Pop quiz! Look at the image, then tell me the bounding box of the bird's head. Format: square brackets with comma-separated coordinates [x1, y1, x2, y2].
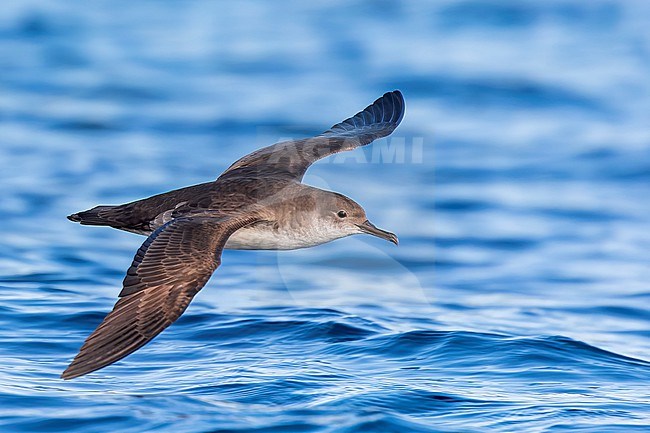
[316, 191, 398, 245]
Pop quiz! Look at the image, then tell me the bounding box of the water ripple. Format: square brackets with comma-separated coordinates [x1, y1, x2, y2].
[2, 0, 650, 432]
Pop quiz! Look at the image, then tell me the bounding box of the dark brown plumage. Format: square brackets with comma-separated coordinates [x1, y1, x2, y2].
[62, 91, 404, 379]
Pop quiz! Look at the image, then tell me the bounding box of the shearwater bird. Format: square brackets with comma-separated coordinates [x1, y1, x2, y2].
[62, 90, 404, 379]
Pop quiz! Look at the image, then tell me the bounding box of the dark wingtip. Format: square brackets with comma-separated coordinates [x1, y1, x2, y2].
[60, 365, 78, 380]
[61, 361, 95, 380]
[67, 213, 81, 222]
[368, 89, 405, 129]
[385, 89, 405, 126]
[323, 89, 405, 139]
[386, 89, 403, 102]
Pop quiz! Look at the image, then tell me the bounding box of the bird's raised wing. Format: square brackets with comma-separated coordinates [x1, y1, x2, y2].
[220, 90, 405, 181]
[61, 215, 256, 379]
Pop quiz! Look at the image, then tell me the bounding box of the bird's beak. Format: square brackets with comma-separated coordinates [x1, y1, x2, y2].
[356, 220, 398, 245]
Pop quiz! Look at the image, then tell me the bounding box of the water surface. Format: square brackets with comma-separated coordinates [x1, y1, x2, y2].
[1, 1, 650, 432]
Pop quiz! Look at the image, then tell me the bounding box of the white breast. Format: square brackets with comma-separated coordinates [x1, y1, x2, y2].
[224, 220, 346, 250]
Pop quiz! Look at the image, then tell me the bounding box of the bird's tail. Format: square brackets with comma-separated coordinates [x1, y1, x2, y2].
[67, 205, 118, 226]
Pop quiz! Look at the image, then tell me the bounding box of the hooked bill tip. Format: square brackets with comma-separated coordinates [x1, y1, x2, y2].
[357, 220, 398, 246]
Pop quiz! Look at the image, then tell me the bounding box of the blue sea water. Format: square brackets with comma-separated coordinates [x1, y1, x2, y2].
[1, 0, 650, 431]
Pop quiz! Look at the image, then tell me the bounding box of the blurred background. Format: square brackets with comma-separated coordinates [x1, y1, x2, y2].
[1, 1, 649, 432]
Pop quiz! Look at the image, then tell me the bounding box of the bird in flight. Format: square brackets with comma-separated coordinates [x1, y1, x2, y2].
[62, 90, 405, 379]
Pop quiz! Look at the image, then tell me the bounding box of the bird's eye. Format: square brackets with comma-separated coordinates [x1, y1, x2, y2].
[337, 210, 347, 218]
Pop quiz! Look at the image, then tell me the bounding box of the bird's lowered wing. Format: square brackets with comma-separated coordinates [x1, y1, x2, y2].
[61, 215, 256, 379]
[220, 90, 405, 181]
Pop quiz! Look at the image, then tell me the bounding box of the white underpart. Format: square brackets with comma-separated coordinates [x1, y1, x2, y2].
[225, 219, 355, 250]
